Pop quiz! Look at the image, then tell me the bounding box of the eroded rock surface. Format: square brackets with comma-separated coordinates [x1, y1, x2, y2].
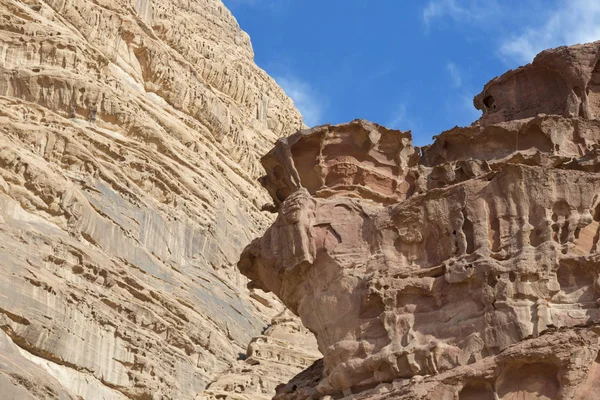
[204, 310, 320, 400]
[474, 42, 600, 125]
[0, 0, 313, 398]
[239, 41, 600, 399]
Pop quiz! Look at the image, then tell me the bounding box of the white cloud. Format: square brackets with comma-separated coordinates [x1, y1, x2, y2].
[386, 103, 422, 134]
[446, 62, 462, 88]
[275, 75, 324, 127]
[423, 0, 500, 27]
[423, 0, 600, 64]
[387, 104, 408, 130]
[500, 0, 600, 63]
[387, 104, 433, 145]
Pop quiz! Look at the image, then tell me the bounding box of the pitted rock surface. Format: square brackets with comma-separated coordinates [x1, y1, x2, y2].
[474, 42, 600, 126]
[239, 41, 600, 399]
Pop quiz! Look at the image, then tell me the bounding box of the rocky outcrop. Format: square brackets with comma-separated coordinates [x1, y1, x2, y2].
[0, 0, 312, 398]
[239, 41, 600, 399]
[204, 310, 320, 400]
[474, 42, 600, 126]
[258, 120, 417, 206]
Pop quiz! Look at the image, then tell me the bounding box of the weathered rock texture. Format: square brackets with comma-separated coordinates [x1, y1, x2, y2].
[239, 41, 600, 399]
[474, 42, 600, 126]
[0, 0, 316, 398]
[204, 310, 320, 400]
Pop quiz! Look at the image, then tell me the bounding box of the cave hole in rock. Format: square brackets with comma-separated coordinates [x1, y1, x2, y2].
[483, 95, 496, 111]
[487, 274, 498, 288]
[462, 209, 475, 254]
[458, 382, 495, 400]
[560, 220, 570, 244]
[489, 216, 502, 253]
[497, 362, 560, 400]
[359, 290, 384, 319]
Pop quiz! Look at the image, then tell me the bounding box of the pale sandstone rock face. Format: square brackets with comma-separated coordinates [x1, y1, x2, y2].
[204, 310, 320, 400]
[0, 0, 313, 398]
[239, 41, 600, 399]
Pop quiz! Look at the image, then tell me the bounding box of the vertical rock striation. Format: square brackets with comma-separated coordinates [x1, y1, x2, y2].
[238, 41, 600, 399]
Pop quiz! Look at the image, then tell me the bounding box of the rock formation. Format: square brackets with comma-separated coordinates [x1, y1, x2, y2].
[204, 310, 320, 400]
[239, 41, 600, 399]
[5, 0, 600, 397]
[0, 0, 317, 398]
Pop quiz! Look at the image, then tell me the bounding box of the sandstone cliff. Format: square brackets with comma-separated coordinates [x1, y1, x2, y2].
[239, 41, 600, 399]
[0, 0, 315, 398]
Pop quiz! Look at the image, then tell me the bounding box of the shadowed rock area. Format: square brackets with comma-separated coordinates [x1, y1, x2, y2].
[239, 41, 600, 399]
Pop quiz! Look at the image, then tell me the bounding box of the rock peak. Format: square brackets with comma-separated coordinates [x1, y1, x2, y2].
[259, 119, 417, 208]
[474, 40, 600, 126]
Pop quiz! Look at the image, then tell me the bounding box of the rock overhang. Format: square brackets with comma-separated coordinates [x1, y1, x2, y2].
[474, 41, 600, 126]
[259, 119, 418, 208]
[238, 40, 600, 399]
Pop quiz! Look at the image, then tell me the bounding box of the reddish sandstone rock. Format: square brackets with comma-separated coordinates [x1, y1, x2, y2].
[474, 41, 600, 125]
[259, 119, 418, 207]
[238, 41, 600, 400]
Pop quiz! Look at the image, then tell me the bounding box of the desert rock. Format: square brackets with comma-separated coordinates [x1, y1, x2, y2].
[239, 41, 600, 399]
[204, 310, 320, 400]
[0, 0, 314, 398]
[474, 42, 600, 125]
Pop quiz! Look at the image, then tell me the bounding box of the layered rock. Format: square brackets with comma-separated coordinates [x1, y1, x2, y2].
[0, 0, 313, 398]
[474, 42, 600, 125]
[239, 41, 600, 399]
[204, 311, 320, 400]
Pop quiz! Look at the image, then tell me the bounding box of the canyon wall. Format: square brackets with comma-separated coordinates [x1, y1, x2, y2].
[4, 1, 600, 398]
[0, 0, 316, 398]
[239, 41, 600, 399]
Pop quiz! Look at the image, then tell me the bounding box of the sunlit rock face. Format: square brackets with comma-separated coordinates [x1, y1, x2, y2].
[474, 42, 600, 126]
[239, 41, 600, 399]
[0, 0, 314, 398]
[203, 310, 321, 400]
[259, 120, 418, 206]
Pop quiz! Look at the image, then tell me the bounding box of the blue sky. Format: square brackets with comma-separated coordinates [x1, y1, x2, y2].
[223, 0, 600, 146]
